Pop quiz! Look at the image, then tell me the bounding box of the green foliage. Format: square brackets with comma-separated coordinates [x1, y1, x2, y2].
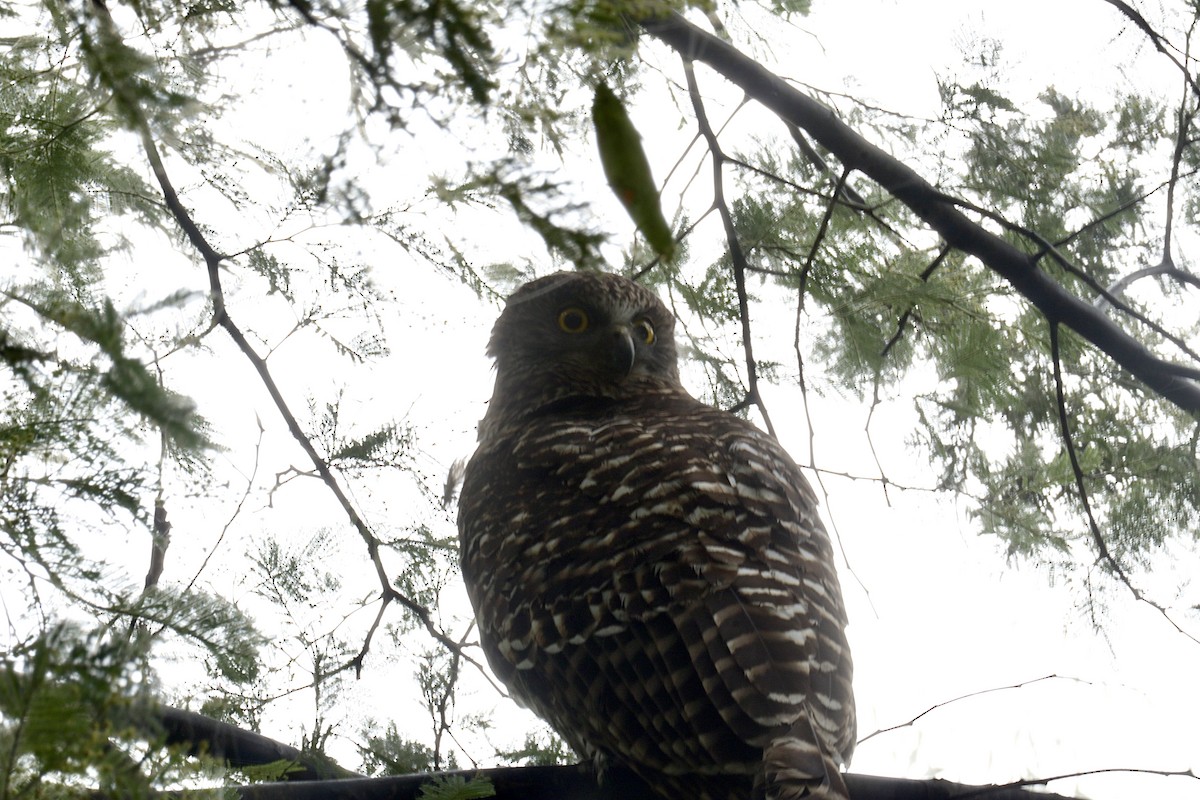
[416, 774, 495, 800]
[10, 289, 209, 452]
[0, 625, 184, 799]
[433, 167, 608, 270]
[362, 722, 451, 775]
[315, 395, 416, 473]
[495, 730, 577, 767]
[950, 83, 1151, 278]
[389, 525, 458, 630]
[663, 60, 1200, 578]
[362, 0, 498, 107]
[251, 530, 346, 612]
[264, 0, 501, 121]
[0, 295, 203, 595]
[0, 36, 161, 285]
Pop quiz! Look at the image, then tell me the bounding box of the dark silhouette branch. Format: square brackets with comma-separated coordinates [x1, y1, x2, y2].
[1101, 261, 1200, 303]
[145, 704, 360, 781]
[1099, 0, 1200, 98]
[91, 704, 1100, 800]
[640, 11, 1200, 415]
[94, 764, 1085, 800]
[953, 766, 1199, 799]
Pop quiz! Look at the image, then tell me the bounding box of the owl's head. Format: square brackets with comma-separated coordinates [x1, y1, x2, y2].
[481, 271, 681, 430]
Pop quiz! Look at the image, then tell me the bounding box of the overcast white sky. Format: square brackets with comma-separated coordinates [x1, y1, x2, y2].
[26, 0, 1197, 797]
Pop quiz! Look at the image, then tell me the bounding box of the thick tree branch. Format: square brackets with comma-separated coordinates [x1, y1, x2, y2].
[640, 12, 1200, 415]
[147, 704, 360, 780]
[107, 765, 1083, 800]
[97, 706, 1098, 800]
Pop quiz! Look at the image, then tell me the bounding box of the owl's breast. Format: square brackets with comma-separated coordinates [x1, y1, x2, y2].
[459, 397, 788, 658]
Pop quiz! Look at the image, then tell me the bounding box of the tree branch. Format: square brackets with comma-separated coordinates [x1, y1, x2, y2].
[1099, 0, 1200, 98]
[101, 765, 1084, 800]
[145, 704, 359, 781]
[640, 12, 1200, 415]
[953, 766, 1199, 799]
[856, 674, 1087, 747]
[681, 58, 775, 436]
[1049, 324, 1200, 645]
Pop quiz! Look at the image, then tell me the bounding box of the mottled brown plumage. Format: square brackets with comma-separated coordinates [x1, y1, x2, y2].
[458, 271, 855, 799]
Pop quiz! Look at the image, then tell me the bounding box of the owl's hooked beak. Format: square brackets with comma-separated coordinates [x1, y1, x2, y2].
[606, 325, 637, 378]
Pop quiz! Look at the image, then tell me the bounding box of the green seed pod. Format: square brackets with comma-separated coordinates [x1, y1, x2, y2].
[592, 82, 676, 262]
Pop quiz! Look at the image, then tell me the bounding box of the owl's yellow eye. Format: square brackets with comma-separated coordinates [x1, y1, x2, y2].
[557, 308, 589, 334]
[635, 318, 655, 345]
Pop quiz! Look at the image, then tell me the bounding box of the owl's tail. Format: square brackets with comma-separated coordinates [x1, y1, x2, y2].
[760, 715, 850, 800]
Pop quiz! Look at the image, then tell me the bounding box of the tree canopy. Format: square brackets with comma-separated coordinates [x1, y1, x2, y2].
[1, 0, 1198, 799]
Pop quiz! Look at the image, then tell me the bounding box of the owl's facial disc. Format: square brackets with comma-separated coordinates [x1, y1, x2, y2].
[555, 307, 653, 381]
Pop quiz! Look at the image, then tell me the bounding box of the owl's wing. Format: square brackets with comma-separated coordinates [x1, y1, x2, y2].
[665, 412, 856, 797]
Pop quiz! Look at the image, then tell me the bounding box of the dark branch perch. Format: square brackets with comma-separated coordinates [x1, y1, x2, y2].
[128, 707, 1089, 799]
[148, 705, 359, 781]
[639, 11, 1200, 415]
[131, 765, 1083, 800]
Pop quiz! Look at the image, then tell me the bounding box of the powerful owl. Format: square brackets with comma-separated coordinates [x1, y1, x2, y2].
[457, 271, 855, 800]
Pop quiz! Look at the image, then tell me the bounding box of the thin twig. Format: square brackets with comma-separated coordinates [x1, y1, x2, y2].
[880, 244, 952, 359]
[787, 167, 879, 616]
[952, 766, 1199, 799]
[857, 674, 1088, 747]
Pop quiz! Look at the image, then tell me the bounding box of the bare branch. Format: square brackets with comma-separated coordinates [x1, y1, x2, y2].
[953, 766, 1200, 799]
[1101, 260, 1200, 307]
[856, 674, 1088, 747]
[1099, 0, 1200, 98]
[681, 58, 775, 437]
